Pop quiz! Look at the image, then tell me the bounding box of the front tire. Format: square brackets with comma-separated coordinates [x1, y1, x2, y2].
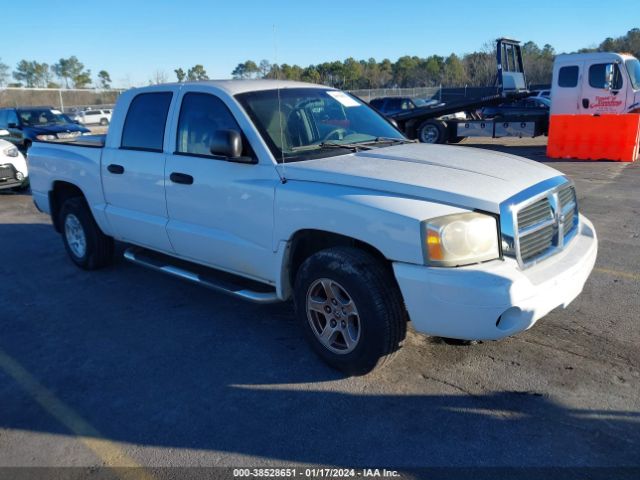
[59, 197, 114, 270]
[294, 247, 407, 375]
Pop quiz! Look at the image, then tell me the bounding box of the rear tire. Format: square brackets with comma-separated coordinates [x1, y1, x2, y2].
[100, 118, 109, 126]
[293, 246, 407, 375]
[59, 197, 114, 270]
[417, 120, 448, 144]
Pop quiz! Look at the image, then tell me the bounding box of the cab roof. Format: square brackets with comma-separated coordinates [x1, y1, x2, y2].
[133, 79, 332, 96]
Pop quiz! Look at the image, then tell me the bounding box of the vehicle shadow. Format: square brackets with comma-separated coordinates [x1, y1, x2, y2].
[0, 223, 638, 468]
[0, 186, 31, 197]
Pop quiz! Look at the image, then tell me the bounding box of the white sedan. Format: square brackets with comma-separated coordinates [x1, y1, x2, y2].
[0, 138, 28, 190]
[77, 109, 112, 126]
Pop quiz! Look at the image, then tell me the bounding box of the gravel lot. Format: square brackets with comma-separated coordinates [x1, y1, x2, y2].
[0, 137, 638, 473]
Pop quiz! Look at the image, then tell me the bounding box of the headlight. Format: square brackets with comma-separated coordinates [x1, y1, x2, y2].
[422, 212, 500, 266]
[36, 134, 57, 141]
[3, 146, 19, 157]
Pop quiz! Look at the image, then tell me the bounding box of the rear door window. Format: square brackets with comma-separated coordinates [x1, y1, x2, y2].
[121, 92, 173, 151]
[558, 66, 579, 88]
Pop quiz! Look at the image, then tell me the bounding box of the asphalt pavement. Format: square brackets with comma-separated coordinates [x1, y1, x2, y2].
[0, 138, 638, 473]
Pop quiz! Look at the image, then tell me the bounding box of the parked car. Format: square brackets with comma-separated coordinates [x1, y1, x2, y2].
[28, 80, 597, 375]
[481, 97, 551, 119]
[0, 106, 90, 151]
[530, 89, 551, 99]
[370, 96, 440, 115]
[76, 109, 112, 126]
[0, 138, 28, 190]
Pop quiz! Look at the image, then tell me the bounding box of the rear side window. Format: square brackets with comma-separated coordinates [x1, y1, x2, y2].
[558, 66, 579, 88]
[589, 63, 624, 90]
[121, 92, 173, 151]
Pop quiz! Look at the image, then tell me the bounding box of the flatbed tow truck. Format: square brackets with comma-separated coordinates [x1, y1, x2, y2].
[387, 39, 547, 144]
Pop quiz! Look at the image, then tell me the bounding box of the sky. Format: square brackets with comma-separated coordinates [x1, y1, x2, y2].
[6, 0, 638, 88]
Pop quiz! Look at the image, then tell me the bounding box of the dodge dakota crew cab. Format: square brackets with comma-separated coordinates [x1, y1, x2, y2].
[28, 80, 598, 374]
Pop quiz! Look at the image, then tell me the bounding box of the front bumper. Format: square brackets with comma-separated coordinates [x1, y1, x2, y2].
[393, 215, 598, 340]
[0, 162, 28, 190]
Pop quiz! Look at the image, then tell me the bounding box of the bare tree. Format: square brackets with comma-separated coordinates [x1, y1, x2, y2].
[0, 59, 9, 87]
[149, 70, 168, 85]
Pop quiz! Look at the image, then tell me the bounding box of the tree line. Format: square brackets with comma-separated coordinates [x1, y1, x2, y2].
[0, 56, 112, 89]
[229, 28, 640, 89]
[1, 28, 637, 90]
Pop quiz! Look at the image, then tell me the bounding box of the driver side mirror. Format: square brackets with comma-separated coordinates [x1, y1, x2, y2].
[210, 129, 254, 164]
[7, 122, 18, 129]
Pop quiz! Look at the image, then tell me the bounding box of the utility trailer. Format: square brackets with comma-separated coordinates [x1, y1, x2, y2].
[388, 39, 548, 144]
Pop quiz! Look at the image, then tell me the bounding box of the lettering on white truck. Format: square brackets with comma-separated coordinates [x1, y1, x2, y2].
[28, 80, 598, 375]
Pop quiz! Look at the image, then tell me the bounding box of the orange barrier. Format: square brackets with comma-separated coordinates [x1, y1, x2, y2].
[546, 114, 640, 162]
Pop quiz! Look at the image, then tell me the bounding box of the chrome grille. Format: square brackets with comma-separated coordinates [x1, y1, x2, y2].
[500, 178, 580, 269]
[558, 186, 578, 238]
[517, 197, 556, 264]
[0, 164, 15, 181]
[517, 197, 553, 228]
[57, 131, 81, 139]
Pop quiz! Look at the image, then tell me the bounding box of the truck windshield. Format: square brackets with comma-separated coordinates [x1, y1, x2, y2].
[626, 59, 640, 90]
[19, 109, 71, 127]
[236, 88, 406, 162]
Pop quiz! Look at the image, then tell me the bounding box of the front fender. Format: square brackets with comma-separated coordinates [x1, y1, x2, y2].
[274, 181, 470, 265]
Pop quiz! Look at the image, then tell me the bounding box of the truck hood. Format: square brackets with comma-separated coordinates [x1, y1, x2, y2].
[280, 143, 562, 213]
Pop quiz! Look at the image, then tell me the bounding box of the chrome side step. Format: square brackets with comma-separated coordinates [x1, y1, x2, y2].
[124, 247, 280, 304]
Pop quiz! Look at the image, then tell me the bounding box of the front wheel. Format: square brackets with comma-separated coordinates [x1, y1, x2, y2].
[294, 247, 407, 375]
[59, 197, 114, 270]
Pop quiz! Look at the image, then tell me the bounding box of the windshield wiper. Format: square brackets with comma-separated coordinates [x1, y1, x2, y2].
[365, 137, 417, 145]
[288, 137, 415, 154]
[289, 142, 373, 153]
[319, 141, 376, 152]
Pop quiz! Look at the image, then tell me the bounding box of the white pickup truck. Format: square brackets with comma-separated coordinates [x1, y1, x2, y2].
[28, 80, 598, 374]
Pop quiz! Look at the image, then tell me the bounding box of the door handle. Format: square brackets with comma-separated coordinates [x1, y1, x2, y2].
[582, 98, 589, 108]
[170, 172, 194, 185]
[107, 164, 124, 174]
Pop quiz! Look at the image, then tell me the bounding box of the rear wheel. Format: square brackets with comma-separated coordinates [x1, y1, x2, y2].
[294, 247, 407, 375]
[100, 118, 109, 126]
[417, 120, 448, 144]
[59, 197, 114, 270]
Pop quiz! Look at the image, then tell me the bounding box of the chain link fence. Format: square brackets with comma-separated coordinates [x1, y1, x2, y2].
[349, 87, 442, 102]
[0, 87, 124, 112]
